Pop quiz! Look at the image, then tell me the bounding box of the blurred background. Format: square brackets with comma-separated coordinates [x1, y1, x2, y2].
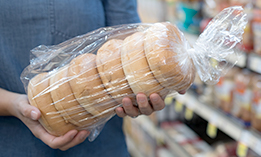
[123, 0, 261, 157]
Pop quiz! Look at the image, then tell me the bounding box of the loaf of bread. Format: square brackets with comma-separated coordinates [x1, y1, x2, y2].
[27, 22, 196, 136]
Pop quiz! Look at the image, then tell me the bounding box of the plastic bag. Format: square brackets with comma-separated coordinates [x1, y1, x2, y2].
[21, 6, 247, 141]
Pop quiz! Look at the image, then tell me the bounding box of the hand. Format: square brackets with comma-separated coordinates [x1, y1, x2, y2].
[10, 94, 90, 151]
[115, 93, 165, 118]
[115, 90, 186, 118]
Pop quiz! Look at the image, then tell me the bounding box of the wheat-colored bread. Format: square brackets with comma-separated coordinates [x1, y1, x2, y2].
[96, 39, 135, 104]
[68, 53, 119, 117]
[121, 32, 169, 98]
[27, 73, 77, 136]
[144, 22, 195, 92]
[49, 65, 95, 127]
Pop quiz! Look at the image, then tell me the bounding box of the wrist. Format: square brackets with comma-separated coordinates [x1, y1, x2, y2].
[0, 88, 25, 117]
[9, 94, 29, 118]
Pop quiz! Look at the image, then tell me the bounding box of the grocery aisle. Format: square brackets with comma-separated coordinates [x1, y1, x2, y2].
[124, 0, 261, 157]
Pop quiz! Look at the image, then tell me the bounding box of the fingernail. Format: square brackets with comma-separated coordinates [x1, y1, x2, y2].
[151, 94, 159, 102]
[80, 133, 88, 140]
[70, 131, 77, 139]
[123, 99, 131, 106]
[31, 111, 38, 120]
[137, 95, 146, 103]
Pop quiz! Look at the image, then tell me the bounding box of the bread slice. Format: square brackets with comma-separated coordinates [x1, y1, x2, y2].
[96, 39, 135, 104]
[121, 32, 169, 98]
[144, 22, 195, 91]
[28, 73, 77, 136]
[68, 53, 119, 117]
[49, 65, 95, 127]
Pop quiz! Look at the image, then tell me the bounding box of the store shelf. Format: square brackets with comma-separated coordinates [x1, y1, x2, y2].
[133, 116, 193, 157]
[175, 92, 261, 156]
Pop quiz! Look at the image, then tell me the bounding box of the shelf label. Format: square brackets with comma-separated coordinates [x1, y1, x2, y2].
[236, 131, 251, 157]
[207, 123, 217, 138]
[237, 142, 248, 157]
[185, 108, 193, 120]
[207, 113, 219, 138]
[175, 101, 183, 113]
[164, 96, 173, 105]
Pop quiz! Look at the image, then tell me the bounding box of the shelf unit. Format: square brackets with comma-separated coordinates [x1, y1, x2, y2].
[182, 29, 261, 156]
[175, 92, 261, 156]
[131, 115, 193, 157]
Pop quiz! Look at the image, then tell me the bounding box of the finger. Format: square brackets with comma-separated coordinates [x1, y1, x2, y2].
[115, 107, 127, 118]
[35, 126, 78, 149]
[122, 97, 140, 117]
[19, 102, 41, 120]
[59, 130, 90, 151]
[178, 90, 186, 95]
[150, 93, 165, 111]
[136, 93, 153, 115]
[24, 117, 79, 150]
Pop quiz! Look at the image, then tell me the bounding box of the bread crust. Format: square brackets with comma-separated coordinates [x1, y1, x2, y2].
[96, 39, 135, 103]
[28, 73, 77, 136]
[121, 32, 169, 98]
[68, 53, 118, 117]
[144, 22, 195, 91]
[49, 65, 95, 127]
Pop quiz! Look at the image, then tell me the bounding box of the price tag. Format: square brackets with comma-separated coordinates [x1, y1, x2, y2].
[164, 96, 173, 105]
[185, 108, 193, 120]
[175, 101, 183, 113]
[237, 142, 248, 157]
[207, 123, 217, 138]
[236, 131, 250, 157]
[207, 113, 219, 138]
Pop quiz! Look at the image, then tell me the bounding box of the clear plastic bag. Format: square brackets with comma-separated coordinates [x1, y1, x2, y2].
[21, 6, 247, 141]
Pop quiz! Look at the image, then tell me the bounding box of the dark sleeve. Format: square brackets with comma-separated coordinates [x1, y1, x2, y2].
[102, 0, 141, 26]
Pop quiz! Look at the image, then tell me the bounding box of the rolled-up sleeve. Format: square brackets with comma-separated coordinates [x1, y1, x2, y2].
[102, 0, 141, 26]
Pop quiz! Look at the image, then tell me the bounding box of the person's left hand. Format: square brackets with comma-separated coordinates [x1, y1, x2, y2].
[115, 93, 165, 118]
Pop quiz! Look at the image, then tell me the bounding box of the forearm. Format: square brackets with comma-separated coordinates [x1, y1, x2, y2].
[0, 88, 21, 116]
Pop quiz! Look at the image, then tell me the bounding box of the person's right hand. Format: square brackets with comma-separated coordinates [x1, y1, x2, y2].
[10, 94, 90, 151]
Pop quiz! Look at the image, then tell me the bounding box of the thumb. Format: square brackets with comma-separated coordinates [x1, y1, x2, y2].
[21, 104, 41, 121]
